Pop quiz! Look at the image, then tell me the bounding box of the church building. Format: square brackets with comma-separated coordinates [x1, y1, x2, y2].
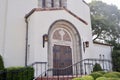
[0, 0, 112, 77]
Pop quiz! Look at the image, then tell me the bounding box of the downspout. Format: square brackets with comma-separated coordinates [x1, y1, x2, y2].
[25, 17, 28, 66]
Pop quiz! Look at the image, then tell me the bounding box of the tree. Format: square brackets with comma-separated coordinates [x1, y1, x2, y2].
[112, 44, 120, 72]
[89, 1, 120, 44]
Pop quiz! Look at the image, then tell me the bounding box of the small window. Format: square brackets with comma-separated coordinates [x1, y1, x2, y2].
[38, 0, 67, 8]
[42, 0, 46, 8]
[46, 0, 51, 8]
[62, 0, 67, 8]
[38, 0, 42, 8]
[54, 0, 60, 8]
[51, 0, 54, 7]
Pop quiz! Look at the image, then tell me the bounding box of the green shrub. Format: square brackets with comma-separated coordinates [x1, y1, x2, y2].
[107, 78, 120, 80]
[0, 55, 4, 70]
[90, 72, 103, 80]
[110, 72, 120, 78]
[96, 77, 107, 80]
[72, 77, 81, 80]
[81, 75, 94, 80]
[112, 50, 120, 72]
[97, 71, 106, 75]
[103, 72, 119, 78]
[6, 66, 34, 80]
[0, 55, 5, 80]
[93, 63, 102, 72]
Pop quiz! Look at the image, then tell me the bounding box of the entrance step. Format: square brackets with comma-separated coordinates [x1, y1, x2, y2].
[35, 75, 82, 80]
[36, 77, 73, 80]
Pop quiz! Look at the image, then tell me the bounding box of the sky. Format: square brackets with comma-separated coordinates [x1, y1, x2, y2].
[84, 0, 120, 9]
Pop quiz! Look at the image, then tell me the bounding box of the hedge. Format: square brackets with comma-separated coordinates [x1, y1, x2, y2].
[72, 75, 94, 80]
[103, 72, 119, 78]
[0, 66, 34, 80]
[0, 55, 4, 70]
[90, 72, 103, 80]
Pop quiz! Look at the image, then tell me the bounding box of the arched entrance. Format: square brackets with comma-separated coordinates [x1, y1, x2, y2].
[48, 20, 82, 75]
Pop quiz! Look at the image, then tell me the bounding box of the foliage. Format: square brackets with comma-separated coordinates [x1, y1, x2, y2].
[103, 72, 119, 78]
[112, 50, 120, 72]
[93, 63, 102, 72]
[0, 66, 34, 80]
[90, 72, 103, 80]
[72, 77, 81, 80]
[96, 77, 120, 80]
[0, 55, 4, 70]
[97, 71, 106, 75]
[107, 78, 120, 80]
[7, 67, 34, 80]
[72, 76, 94, 80]
[96, 77, 107, 80]
[0, 69, 6, 80]
[74, 72, 120, 80]
[81, 75, 94, 80]
[110, 72, 120, 78]
[89, 1, 120, 43]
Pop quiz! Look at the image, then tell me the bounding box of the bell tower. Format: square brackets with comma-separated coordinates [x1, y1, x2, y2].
[38, 0, 67, 8]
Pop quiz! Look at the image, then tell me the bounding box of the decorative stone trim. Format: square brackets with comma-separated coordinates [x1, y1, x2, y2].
[25, 8, 88, 25]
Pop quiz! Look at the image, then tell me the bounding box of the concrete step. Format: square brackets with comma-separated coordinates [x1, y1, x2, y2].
[35, 75, 82, 80]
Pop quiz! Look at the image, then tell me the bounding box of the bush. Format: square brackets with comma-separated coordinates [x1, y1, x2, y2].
[0, 55, 5, 80]
[72, 77, 81, 80]
[72, 76, 94, 80]
[0, 55, 4, 70]
[103, 72, 119, 78]
[6, 66, 34, 80]
[93, 63, 102, 72]
[81, 75, 94, 80]
[107, 78, 120, 80]
[96, 77, 107, 80]
[90, 72, 103, 80]
[112, 49, 120, 72]
[97, 71, 106, 75]
[110, 72, 120, 78]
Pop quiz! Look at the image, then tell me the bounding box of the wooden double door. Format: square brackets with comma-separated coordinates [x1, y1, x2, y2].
[53, 45, 73, 75]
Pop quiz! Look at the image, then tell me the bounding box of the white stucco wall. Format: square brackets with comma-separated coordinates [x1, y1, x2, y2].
[0, 0, 8, 57]
[92, 43, 112, 60]
[27, 9, 93, 64]
[0, 0, 93, 68]
[67, 0, 91, 26]
[0, 0, 37, 67]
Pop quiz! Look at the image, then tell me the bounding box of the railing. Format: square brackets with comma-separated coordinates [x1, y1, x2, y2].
[29, 62, 48, 77]
[35, 58, 112, 80]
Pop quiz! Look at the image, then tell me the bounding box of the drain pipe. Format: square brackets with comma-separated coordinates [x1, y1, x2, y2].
[25, 17, 28, 66]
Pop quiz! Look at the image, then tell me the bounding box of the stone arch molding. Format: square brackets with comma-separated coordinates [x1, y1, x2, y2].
[48, 20, 82, 70]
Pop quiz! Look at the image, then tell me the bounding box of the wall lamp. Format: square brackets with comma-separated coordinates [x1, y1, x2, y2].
[43, 34, 48, 48]
[83, 41, 89, 52]
[85, 41, 89, 47]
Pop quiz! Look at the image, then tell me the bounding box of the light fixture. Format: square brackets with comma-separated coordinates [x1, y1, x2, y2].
[43, 34, 48, 48]
[85, 41, 89, 47]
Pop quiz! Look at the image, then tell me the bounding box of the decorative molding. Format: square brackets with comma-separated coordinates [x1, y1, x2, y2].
[93, 41, 112, 46]
[25, 8, 88, 25]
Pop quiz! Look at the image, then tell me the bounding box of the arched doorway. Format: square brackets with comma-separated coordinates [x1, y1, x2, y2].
[48, 20, 82, 75]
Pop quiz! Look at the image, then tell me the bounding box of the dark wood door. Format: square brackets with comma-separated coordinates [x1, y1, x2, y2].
[53, 45, 72, 75]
